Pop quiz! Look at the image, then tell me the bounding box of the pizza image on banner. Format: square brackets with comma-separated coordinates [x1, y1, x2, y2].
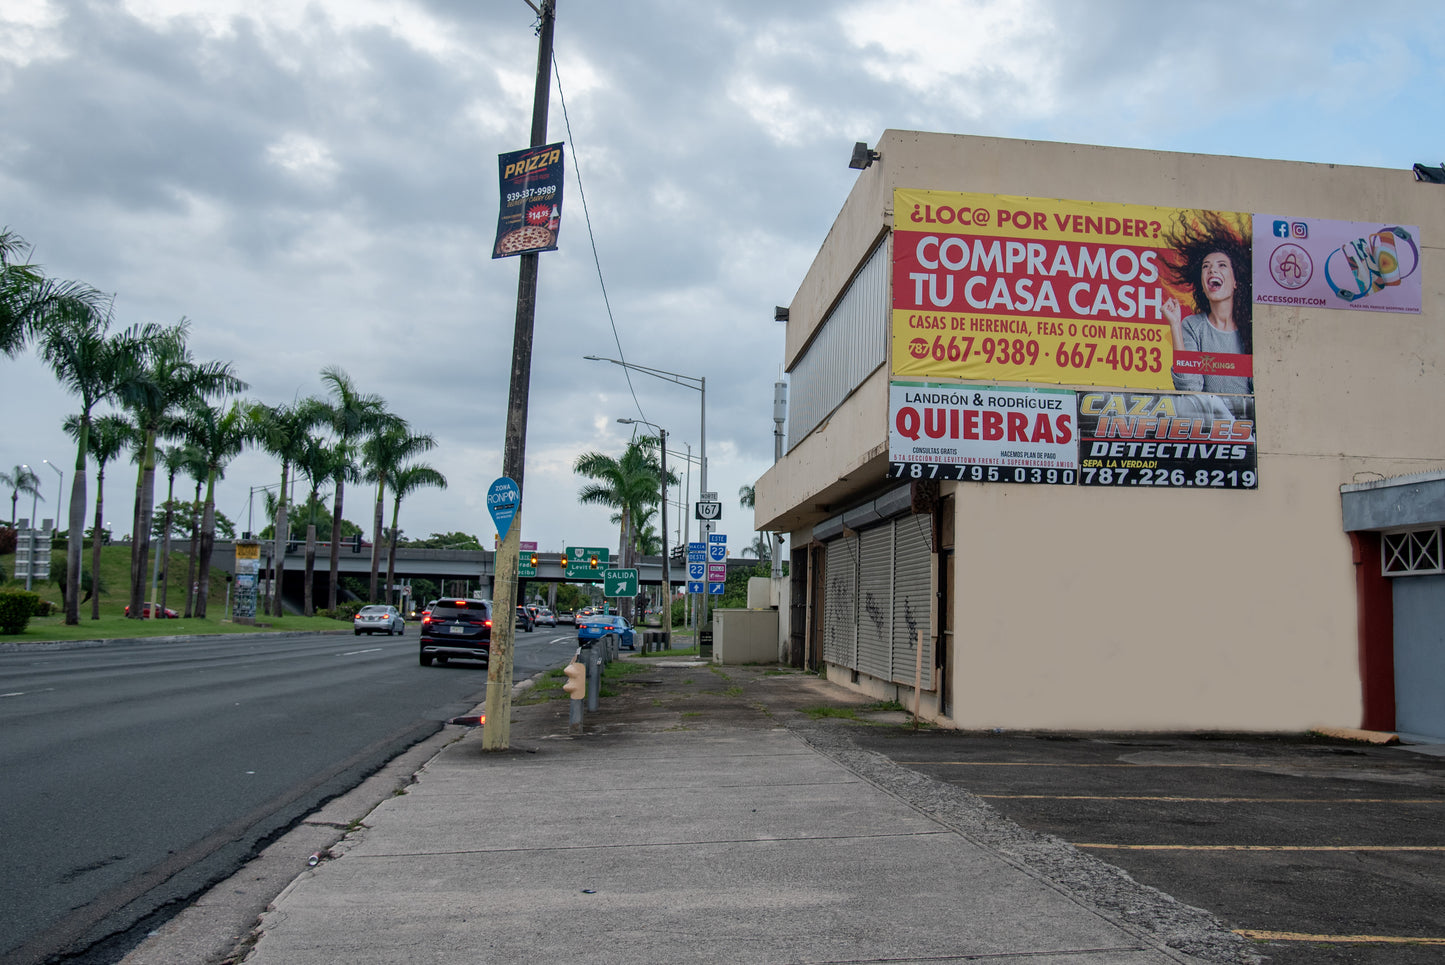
[891, 189, 1253, 393]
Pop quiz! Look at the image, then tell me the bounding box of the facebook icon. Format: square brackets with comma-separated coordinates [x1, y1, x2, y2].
[1273, 220, 1290, 239]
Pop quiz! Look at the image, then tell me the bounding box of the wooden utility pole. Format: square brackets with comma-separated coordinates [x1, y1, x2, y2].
[484, 0, 556, 750]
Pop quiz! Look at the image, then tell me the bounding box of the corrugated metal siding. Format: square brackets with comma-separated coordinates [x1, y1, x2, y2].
[856, 525, 893, 680]
[787, 240, 889, 451]
[891, 515, 934, 690]
[824, 535, 858, 668]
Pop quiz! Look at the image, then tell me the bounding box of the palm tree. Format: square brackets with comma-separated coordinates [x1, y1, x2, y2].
[119, 320, 245, 618]
[179, 448, 209, 618]
[738, 484, 755, 510]
[362, 420, 435, 602]
[157, 443, 201, 618]
[294, 435, 340, 616]
[38, 301, 153, 625]
[575, 437, 671, 621]
[385, 463, 447, 606]
[2, 464, 43, 528]
[319, 367, 386, 609]
[248, 398, 327, 616]
[63, 412, 134, 619]
[176, 398, 250, 618]
[1, 228, 106, 358]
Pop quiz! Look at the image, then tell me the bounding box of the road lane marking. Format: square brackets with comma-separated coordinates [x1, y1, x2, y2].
[1, 688, 56, 698]
[340, 648, 384, 656]
[1235, 930, 1445, 945]
[1077, 844, 1445, 852]
[982, 794, 1443, 804]
[902, 760, 1277, 768]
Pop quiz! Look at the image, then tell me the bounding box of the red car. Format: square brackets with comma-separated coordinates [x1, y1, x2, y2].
[126, 602, 179, 618]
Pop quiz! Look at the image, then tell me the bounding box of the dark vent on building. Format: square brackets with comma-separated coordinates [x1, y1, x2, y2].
[1413, 162, 1445, 184]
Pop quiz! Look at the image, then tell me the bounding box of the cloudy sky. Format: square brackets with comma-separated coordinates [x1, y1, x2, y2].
[2, 0, 1441, 556]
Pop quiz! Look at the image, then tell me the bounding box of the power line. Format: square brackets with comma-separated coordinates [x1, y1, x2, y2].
[552, 52, 647, 426]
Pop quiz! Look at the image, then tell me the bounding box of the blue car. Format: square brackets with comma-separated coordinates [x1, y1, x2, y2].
[576, 612, 635, 650]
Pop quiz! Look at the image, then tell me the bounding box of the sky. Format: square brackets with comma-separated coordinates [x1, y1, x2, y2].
[2, 0, 1442, 556]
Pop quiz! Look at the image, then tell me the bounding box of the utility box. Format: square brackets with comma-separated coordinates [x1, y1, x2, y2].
[713, 608, 779, 664]
[746, 576, 776, 609]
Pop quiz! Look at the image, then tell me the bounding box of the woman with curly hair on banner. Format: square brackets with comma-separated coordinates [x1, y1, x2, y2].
[1161, 211, 1253, 394]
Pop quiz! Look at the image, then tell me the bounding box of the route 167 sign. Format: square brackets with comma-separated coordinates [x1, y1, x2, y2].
[695, 500, 722, 521]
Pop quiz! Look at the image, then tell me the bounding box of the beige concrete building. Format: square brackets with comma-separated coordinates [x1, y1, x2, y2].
[756, 131, 1445, 737]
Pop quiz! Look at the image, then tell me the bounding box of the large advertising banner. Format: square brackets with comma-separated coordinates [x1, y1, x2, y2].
[1076, 391, 1257, 489]
[493, 142, 565, 259]
[888, 382, 1079, 485]
[892, 189, 1254, 395]
[1253, 215, 1422, 314]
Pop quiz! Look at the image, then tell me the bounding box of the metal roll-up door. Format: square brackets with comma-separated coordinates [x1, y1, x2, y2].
[824, 534, 858, 668]
[1394, 573, 1445, 738]
[891, 514, 934, 690]
[856, 524, 893, 680]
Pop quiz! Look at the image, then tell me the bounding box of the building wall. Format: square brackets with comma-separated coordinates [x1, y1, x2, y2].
[761, 130, 1445, 732]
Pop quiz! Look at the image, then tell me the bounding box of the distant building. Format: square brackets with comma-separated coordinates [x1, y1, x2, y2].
[757, 131, 1444, 738]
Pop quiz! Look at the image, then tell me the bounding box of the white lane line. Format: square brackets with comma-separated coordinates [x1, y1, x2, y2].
[340, 648, 384, 656]
[2, 688, 56, 698]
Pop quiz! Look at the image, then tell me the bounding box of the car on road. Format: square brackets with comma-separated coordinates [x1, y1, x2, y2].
[354, 604, 405, 635]
[419, 598, 491, 666]
[556, 608, 574, 625]
[577, 612, 635, 650]
[535, 606, 557, 627]
[516, 605, 535, 632]
[125, 601, 179, 618]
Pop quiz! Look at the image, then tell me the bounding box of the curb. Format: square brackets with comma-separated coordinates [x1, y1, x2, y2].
[0, 628, 354, 652]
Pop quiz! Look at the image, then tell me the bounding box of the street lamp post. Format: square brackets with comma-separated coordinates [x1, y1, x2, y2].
[42, 460, 65, 611]
[618, 418, 669, 645]
[586, 356, 707, 630]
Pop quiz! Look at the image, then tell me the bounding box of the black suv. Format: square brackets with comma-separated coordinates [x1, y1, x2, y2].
[419, 598, 492, 667]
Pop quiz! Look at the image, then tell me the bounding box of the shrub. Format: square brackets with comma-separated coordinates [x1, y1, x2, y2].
[33, 598, 57, 617]
[0, 590, 40, 634]
[334, 601, 367, 619]
[0, 526, 16, 555]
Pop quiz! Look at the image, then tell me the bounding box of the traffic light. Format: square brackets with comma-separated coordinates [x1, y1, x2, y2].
[352, 532, 362, 553]
[561, 660, 586, 700]
[589, 554, 599, 569]
[529, 554, 539, 568]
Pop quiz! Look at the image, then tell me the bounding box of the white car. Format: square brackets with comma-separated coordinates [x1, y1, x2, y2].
[535, 607, 558, 627]
[354, 604, 405, 636]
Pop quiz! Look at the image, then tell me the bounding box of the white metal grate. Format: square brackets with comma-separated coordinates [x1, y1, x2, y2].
[1383, 528, 1444, 576]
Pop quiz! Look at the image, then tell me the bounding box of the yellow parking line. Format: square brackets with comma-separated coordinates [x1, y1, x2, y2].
[1235, 930, 1445, 945]
[981, 795, 1442, 804]
[1077, 844, 1445, 852]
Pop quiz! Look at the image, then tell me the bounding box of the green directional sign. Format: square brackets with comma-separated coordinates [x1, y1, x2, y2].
[563, 546, 610, 580]
[604, 568, 638, 598]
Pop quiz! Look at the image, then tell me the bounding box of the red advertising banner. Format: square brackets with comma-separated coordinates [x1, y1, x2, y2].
[892, 190, 1253, 396]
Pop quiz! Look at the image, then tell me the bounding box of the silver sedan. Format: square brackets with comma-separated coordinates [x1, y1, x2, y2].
[354, 604, 405, 635]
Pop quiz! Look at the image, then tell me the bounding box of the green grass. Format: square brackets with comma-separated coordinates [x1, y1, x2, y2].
[801, 705, 859, 720]
[520, 658, 649, 704]
[1, 543, 358, 640]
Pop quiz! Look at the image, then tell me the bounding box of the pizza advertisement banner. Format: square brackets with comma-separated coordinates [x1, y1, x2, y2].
[1076, 390, 1257, 490]
[891, 189, 1254, 395]
[1253, 215, 1422, 314]
[492, 142, 565, 259]
[889, 381, 1079, 485]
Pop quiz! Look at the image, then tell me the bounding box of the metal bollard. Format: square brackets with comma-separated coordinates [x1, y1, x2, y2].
[584, 644, 600, 712]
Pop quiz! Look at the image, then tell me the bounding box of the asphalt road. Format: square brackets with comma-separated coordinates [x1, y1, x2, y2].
[0, 625, 579, 965]
[848, 729, 1445, 965]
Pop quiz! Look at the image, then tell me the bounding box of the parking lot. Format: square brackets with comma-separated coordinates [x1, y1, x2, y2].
[848, 729, 1445, 965]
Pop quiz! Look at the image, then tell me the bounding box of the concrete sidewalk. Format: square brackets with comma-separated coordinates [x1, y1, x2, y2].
[128, 660, 1259, 965]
